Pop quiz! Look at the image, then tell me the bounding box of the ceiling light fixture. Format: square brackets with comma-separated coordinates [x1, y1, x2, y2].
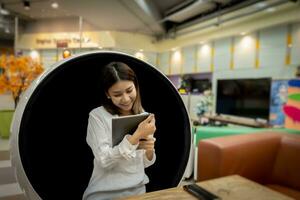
[51, 2, 59, 9]
[23, 0, 30, 10]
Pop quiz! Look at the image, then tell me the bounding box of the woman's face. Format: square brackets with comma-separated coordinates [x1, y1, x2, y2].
[107, 80, 137, 114]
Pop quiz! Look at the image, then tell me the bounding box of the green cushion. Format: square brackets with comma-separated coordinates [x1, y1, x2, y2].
[193, 126, 300, 147]
[0, 110, 14, 139]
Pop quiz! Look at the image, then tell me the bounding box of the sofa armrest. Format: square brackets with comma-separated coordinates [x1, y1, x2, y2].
[271, 135, 300, 190]
[197, 132, 282, 184]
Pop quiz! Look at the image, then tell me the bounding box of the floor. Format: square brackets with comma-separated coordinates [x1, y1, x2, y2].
[0, 138, 9, 151]
[0, 137, 26, 200]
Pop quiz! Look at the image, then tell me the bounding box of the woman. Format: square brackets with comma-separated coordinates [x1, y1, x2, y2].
[83, 62, 156, 200]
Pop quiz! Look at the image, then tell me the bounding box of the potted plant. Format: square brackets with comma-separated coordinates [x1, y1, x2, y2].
[0, 55, 44, 138]
[0, 55, 44, 107]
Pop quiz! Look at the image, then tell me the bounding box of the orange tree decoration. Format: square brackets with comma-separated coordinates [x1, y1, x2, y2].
[0, 55, 44, 108]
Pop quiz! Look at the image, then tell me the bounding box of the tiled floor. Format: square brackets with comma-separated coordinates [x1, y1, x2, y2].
[0, 137, 26, 200]
[0, 138, 9, 151]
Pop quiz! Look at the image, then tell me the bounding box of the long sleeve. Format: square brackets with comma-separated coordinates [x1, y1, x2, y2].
[83, 107, 152, 198]
[86, 114, 138, 169]
[143, 150, 156, 168]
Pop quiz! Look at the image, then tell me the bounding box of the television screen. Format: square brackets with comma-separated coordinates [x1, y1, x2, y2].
[216, 78, 271, 120]
[191, 79, 211, 93]
[177, 76, 211, 94]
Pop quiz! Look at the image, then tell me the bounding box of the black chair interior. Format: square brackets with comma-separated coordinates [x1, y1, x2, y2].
[18, 52, 191, 199]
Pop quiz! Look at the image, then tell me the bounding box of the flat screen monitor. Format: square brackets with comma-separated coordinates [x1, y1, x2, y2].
[191, 79, 211, 93]
[216, 78, 271, 120]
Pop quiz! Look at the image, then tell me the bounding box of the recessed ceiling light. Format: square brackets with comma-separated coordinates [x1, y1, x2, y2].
[23, 0, 30, 10]
[51, 2, 59, 9]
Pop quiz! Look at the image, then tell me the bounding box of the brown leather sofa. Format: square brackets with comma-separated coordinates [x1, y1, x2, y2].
[197, 132, 300, 199]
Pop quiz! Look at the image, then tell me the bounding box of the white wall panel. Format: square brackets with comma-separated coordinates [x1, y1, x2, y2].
[234, 33, 256, 69]
[259, 25, 287, 68]
[170, 50, 182, 75]
[158, 52, 170, 75]
[144, 52, 158, 67]
[197, 44, 212, 72]
[291, 22, 300, 66]
[214, 38, 231, 71]
[182, 46, 196, 74]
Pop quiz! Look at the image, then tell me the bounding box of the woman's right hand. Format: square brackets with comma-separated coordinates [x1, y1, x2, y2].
[128, 114, 156, 145]
[136, 114, 156, 139]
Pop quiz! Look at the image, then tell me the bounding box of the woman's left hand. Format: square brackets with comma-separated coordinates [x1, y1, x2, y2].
[138, 136, 155, 150]
[138, 136, 156, 160]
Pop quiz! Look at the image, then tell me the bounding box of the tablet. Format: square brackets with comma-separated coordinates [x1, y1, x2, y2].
[112, 112, 150, 146]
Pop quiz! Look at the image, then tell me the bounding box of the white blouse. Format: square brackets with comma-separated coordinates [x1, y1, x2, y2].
[82, 106, 156, 200]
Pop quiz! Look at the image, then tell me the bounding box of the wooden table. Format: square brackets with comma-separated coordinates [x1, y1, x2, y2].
[122, 175, 294, 200]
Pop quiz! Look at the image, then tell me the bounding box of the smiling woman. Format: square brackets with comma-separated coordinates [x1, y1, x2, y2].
[82, 61, 156, 200]
[10, 51, 191, 200]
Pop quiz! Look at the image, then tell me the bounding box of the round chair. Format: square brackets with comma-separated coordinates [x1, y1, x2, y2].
[10, 51, 191, 199]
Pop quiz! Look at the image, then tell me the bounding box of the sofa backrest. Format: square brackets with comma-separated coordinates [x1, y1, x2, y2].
[197, 132, 283, 184]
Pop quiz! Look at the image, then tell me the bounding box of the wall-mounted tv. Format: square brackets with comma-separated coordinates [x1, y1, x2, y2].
[191, 79, 211, 93]
[216, 78, 271, 120]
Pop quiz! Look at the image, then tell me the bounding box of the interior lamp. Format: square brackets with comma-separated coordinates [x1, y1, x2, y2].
[62, 49, 71, 58]
[23, 0, 30, 10]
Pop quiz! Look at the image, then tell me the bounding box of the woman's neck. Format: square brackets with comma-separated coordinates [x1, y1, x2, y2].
[119, 110, 133, 116]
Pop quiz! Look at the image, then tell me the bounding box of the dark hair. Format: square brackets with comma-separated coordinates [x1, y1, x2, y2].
[101, 61, 143, 115]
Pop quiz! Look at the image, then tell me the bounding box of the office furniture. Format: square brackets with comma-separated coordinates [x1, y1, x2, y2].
[124, 175, 292, 200]
[197, 132, 300, 199]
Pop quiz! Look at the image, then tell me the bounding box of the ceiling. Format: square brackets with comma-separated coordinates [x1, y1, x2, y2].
[0, 0, 298, 42]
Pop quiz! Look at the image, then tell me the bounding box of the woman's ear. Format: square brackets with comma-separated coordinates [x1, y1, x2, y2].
[105, 93, 111, 99]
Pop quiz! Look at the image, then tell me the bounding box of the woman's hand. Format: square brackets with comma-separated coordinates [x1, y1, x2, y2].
[138, 136, 156, 160]
[136, 114, 156, 138]
[138, 136, 156, 151]
[128, 114, 156, 145]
